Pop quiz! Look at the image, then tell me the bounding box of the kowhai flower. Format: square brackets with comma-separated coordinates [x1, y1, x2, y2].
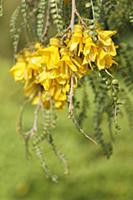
[10, 24, 118, 109]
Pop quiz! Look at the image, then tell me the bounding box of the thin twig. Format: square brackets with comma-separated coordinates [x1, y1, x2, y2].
[71, 115, 97, 144]
[17, 99, 28, 135]
[90, 0, 95, 23]
[70, 0, 76, 30]
[75, 9, 86, 27]
[68, 74, 75, 117]
[105, 69, 113, 78]
[24, 92, 42, 155]
[43, 0, 50, 39]
[70, 0, 86, 30]
[68, 74, 97, 145]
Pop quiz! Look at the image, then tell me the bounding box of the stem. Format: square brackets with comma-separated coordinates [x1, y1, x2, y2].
[75, 9, 86, 27]
[24, 92, 42, 156]
[72, 115, 97, 144]
[43, 0, 50, 39]
[70, 0, 76, 30]
[105, 69, 113, 78]
[68, 74, 75, 116]
[69, 0, 86, 30]
[90, 0, 95, 24]
[68, 75, 97, 145]
[17, 99, 28, 135]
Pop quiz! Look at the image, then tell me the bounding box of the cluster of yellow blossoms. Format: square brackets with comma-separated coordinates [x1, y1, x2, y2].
[10, 24, 117, 109]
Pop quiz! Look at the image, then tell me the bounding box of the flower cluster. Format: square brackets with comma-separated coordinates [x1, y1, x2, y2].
[10, 24, 117, 109]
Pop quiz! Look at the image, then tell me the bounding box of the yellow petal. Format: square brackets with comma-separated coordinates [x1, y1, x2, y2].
[10, 62, 26, 81]
[62, 82, 70, 93]
[97, 30, 116, 46]
[54, 87, 61, 100]
[69, 41, 79, 51]
[82, 57, 88, 65]
[98, 30, 117, 38]
[71, 57, 83, 69]
[97, 49, 115, 70]
[55, 101, 64, 109]
[32, 96, 39, 105]
[104, 42, 117, 56]
[30, 56, 42, 69]
[57, 78, 67, 85]
[57, 92, 67, 101]
[42, 79, 52, 90]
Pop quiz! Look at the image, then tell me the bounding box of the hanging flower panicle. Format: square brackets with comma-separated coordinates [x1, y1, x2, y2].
[10, 24, 117, 109]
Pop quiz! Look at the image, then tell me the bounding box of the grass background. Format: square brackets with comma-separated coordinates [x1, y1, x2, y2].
[0, 58, 133, 200]
[0, 1, 133, 199]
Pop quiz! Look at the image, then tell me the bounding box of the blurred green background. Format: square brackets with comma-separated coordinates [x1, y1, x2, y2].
[0, 1, 133, 200]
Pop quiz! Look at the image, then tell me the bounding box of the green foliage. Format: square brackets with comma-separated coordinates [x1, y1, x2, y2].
[9, 0, 133, 52]
[50, 0, 64, 33]
[33, 106, 68, 181]
[10, 6, 21, 53]
[18, 99, 68, 180]
[36, 0, 47, 41]
[101, 0, 133, 30]
[9, 0, 64, 52]
[88, 72, 116, 157]
[120, 89, 133, 129]
[118, 43, 133, 93]
[76, 80, 89, 127]
[7, 0, 133, 179]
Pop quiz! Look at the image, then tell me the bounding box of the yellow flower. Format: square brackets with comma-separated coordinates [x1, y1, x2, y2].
[48, 81, 69, 109]
[59, 47, 77, 72]
[97, 49, 116, 70]
[41, 78, 52, 91]
[68, 24, 83, 56]
[53, 87, 66, 101]
[39, 68, 61, 90]
[32, 91, 51, 109]
[10, 61, 27, 81]
[83, 35, 98, 65]
[34, 42, 43, 50]
[10, 53, 33, 81]
[55, 101, 66, 109]
[39, 37, 60, 70]
[72, 57, 89, 78]
[10, 24, 119, 110]
[103, 42, 117, 56]
[10, 48, 43, 82]
[97, 29, 117, 46]
[28, 54, 42, 70]
[24, 80, 40, 102]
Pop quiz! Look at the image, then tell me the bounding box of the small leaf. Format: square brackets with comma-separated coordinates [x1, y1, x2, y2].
[85, 2, 91, 8]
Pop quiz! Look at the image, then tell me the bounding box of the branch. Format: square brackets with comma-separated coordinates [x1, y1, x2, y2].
[69, 0, 86, 30]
